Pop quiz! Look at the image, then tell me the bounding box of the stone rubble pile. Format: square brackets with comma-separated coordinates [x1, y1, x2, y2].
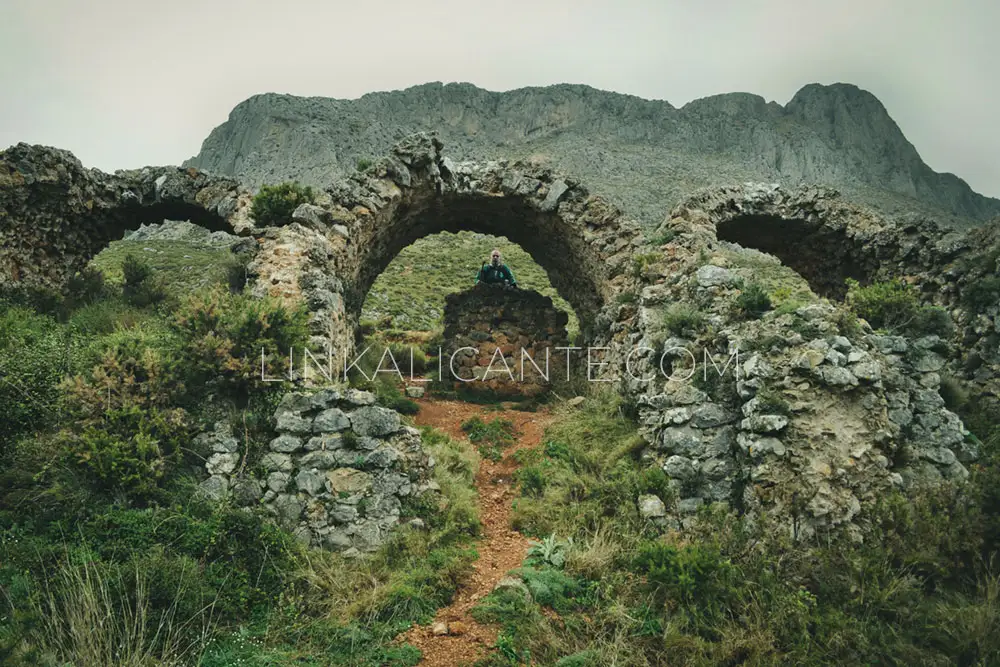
[198, 388, 434, 554]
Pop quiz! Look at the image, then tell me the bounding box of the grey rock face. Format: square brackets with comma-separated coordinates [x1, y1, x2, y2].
[206, 452, 240, 475]
[696, 265, 737, 288]
[184, 83, 1000, 226]
[219, 391, 434, 552]
[638, 494, 667, 519]
[313, 408, 351, 433]
[195, 422, 240, 453]
[350, 406, 402, 437]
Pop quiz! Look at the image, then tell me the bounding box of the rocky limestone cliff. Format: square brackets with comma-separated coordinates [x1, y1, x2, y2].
[184, 82, 1000, 228]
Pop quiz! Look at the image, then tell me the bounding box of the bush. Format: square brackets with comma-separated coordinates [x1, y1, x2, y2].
[61, 405, 189, 499]
[630, 252, 662, 279]
[224, 251, 254, 294]
[356, 158, 373, 172]
[389, 342, 428, 375]
[0, 308, 72, 453]
[61, 329, 185, 417]
[662, 303, 705, 336]
[121, 253, 166, 307]
[845, 278, 919, 332]
[632, 541, 738, 626]
[172, 288, 310, 401]
[249, 182, 315, 226]
[911, 305, 956, 338]
[461, 416, 517, 461]
[734, 282, 772, 318]
[963, 276, 1000, 313]
[647, 229, 676, 246]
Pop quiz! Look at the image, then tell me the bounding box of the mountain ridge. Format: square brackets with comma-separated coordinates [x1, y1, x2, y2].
[184, 81, 1000, 228]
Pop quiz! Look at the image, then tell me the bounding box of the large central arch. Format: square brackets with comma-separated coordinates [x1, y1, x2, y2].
[242, 134, 645, 355]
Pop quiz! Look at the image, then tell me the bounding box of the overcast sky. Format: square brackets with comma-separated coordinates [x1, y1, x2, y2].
[2, 0, 997, 197]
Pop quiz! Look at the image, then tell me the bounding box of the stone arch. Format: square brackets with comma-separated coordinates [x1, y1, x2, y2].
[347, 195, 609, 338]
[662, 184, 903, 300]
[0, 143, 252, 289]
[263, 135, 644, 356]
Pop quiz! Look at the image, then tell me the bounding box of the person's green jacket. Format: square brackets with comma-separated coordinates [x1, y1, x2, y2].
[476, 262, 517, 286]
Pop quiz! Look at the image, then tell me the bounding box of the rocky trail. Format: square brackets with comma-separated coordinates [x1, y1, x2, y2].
[399, 397, 553, 666]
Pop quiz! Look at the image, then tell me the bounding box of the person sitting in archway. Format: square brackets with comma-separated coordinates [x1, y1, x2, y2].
[476, 248, 517, 288]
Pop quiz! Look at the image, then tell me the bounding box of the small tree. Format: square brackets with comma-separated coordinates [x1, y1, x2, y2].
[250, 182, 315, 226]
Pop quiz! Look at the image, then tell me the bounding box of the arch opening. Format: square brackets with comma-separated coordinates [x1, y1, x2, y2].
[715, 214, 873, 300]
[346, 193, 608, 343]
[362, 230, 579, 338]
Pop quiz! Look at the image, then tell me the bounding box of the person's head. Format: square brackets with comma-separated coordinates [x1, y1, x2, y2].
[490, 248, 501, 267]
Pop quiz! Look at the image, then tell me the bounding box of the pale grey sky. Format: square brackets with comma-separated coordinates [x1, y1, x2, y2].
[2, 0, 998, 196]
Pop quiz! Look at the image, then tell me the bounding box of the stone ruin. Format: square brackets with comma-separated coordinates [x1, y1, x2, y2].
[195, 387, 434, 554]
[442, 284, 570, 396]
[4, 133, 1000, 543]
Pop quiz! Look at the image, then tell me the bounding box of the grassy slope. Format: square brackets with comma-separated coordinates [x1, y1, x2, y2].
[363, 231, 579, 337]
[469, 394, 1000, 666]
[90, 231, 579, 337]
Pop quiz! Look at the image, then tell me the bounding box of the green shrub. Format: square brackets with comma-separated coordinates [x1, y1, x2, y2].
[847, 278, 957, 338]
[939, 375, 970, 412]
[61, 405, 189, 498]
[461, 416, 517, 461]
[518, 465, 548, 497]
[647, 229, 676, 246]
[172, 288, 309, 401]
[614, 291, 637, 305]
[630, 252, 662, 279]
[632, 541, 738, 625]
[121, 253, 167, 307]
[249, 181, 315, 226]
[963, 276, 1000, 313]
[389, 396, 420, 415]
[662, 303, 705, 336]
[734, 282, 772, 318]
[0, 308, 73, 452]
[911, 305, 956, 338]
[517, 566, 581, 611]
[224, 251, 253, 293]
[356, 157, 373, 172]
[61, 330, 185, 417]
[845, 278, 919, 332]
[389, 342, 428, 375]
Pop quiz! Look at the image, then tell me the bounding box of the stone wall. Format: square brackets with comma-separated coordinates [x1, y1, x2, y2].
[196, 388, 434, 555]
[0, 143, 253, 289]
[7, 135, 1000, 540]
[442, 284, 570, 396]
[609, 201, 976, 537]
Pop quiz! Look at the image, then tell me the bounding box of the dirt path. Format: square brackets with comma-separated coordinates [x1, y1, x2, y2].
[400, 398, 552, 666]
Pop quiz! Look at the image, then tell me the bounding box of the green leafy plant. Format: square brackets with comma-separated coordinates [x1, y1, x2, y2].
[734, 282, 772, 319]
[62, 405, 189, 498]
[249, 181, 315, 226]
[662, 303, 705, 336]
[121, 253, 167, 307]
[526, 534, 574, 569]
[172, 288, 310, 401]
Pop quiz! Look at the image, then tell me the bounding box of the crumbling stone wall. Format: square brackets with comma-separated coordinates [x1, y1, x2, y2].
[196, 388, 434, 554]
[0, 143, 253, 288]
[612, 199, 976, 537]
[442, 284, 570, 396]
[6, 136, 1000, 540]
